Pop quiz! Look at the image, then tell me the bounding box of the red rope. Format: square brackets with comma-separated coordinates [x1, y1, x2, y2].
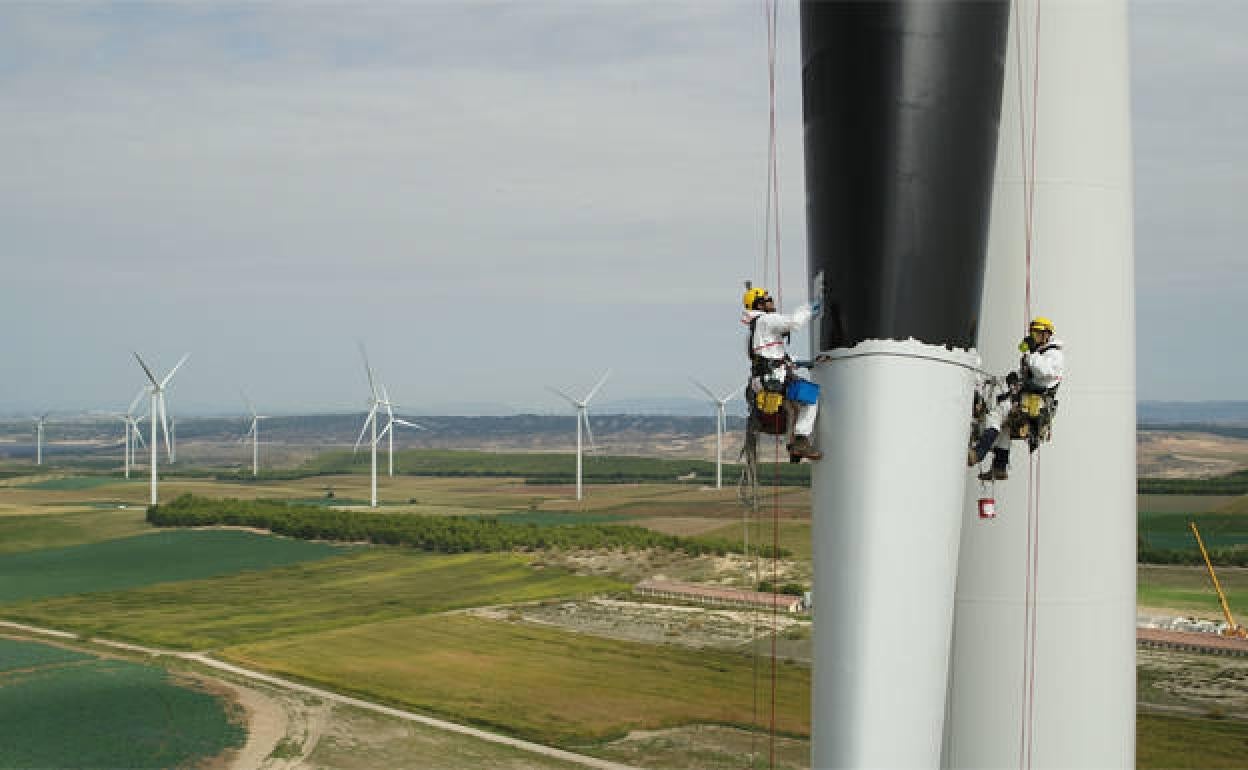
[1013, 2, 1043, 767]
[763, 3, 782, 767]
[1026, 457, 1042, 770]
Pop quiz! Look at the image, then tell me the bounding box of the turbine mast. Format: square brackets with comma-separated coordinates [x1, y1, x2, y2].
[799, 2, 1010, 767]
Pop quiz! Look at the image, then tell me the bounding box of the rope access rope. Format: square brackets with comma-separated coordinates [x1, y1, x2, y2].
[1012, 1, 1044, 767]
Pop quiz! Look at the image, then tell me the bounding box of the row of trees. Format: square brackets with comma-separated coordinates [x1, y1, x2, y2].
[1138, 537, 1248, 567]
[147, 495, 789, 558]
[1138, 471, 1248, 495]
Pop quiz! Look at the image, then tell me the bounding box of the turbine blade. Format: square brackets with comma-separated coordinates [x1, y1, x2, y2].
[690, 378, 717, 402]
[378, 421, 392, 440]
[133, 352, 160, 387]
[358, 341, 378, 399]
[127, 386, 147, 417]
[583, 369, 611, 404]
[382, 386, 395, 419]
[239, 388, 256, 418]
[393, 418, 424, 429]
[160, 353, 190, 388]
[132, 424, 147, 449]
[582, 409, 598, 455]
[545, 385, 580, 407]
[720, 381, 749, 403]
[353, 406, 377, 454]
[159, 396, 171, 460]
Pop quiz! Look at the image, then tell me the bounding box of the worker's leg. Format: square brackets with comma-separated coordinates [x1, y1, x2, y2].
[969, 428, 999, 465]
[789, 402, 822, 461]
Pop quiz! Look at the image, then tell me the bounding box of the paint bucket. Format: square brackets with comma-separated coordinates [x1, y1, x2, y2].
[977, 497, 997, 520]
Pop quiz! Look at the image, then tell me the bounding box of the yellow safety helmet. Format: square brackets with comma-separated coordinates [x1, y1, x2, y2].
[1029, 316, 1055, 334]
[743, 287, 770, 309]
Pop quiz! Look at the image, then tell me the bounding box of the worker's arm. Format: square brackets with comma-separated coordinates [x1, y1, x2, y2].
[766, 303, 814, 334]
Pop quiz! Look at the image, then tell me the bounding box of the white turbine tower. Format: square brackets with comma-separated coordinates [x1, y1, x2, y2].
[690, 379, 742, 490]
[547, 370, 610, 502]
[353, 344, 385, 508]
[119, 387, 148, 479]
[133, 352, 189, 506]
[169, 416, 177, 464]
[377, 385, 423, 477]
[33, 413, 48, 465]
[240, 390, 267, 478]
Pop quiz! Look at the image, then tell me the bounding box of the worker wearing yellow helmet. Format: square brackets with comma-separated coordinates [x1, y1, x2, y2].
[741, 284, 823, 461]
[1018, 316, 1064, 392]
[972, 316, 1066, 480]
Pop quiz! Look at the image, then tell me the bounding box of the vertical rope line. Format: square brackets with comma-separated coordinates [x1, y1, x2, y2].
[766, 4, 782, 767]
[1019, 456, 1035, 769]
[1026, 456, 1042, 770]
[1013, 0, 1032, 326]
[761, 0, 776, 286]
[1025, 0, 1042, 325]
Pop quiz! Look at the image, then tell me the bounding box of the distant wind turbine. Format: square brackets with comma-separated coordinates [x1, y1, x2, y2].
[240, 390, 267, 477]
[119, 387, 148, 479]
[690, 378, 743, 490]
[547, 369, 610, 502]
[32, 413, 48, 465]
[353, 343, 385, 508]
[133, 352, 190, 506]
[377, 384, 424, 477]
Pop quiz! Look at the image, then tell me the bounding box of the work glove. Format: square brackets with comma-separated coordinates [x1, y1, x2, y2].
[1018, 336, 1036, 353]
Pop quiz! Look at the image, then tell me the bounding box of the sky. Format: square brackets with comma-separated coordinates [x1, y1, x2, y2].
[0, 1, 1242, 416]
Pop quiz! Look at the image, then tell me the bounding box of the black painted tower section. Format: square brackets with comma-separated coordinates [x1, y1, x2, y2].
[801, 0, 1010, 351]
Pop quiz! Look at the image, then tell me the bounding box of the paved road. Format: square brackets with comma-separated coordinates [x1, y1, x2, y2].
[2, 620, 638, 770]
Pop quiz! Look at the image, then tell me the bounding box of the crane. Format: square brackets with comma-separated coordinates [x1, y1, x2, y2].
[1188, 521, 1248, 639]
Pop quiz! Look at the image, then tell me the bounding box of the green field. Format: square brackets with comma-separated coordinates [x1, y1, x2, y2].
[17, 475, 123, 491]
[0, 638, 244, 768]
[1139, 510, 1248, 553]
[1137, 713, 1248, 769]
[0, 509, 151, 555]
[0, 636, 93, 671]
[1138, 564, 1248, 617]
[4, 550, 627, 649]
[0, 529, 348, 603]
[1137, 494, 1243, 514]
[224, 613, 810, 747]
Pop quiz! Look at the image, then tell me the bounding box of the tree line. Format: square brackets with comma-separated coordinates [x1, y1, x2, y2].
[147, 494, 789, 558]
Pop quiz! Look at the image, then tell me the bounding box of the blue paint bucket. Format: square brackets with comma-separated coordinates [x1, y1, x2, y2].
[785, 379, 820, 405]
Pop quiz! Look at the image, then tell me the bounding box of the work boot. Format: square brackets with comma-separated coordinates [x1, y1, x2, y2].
[790, 435, 823, 461]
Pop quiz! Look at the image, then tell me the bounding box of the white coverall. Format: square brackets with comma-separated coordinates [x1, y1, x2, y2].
[1022, 338, 1065, 390]
[742, 303, 818, 437]
[991, 337, 1066, 454]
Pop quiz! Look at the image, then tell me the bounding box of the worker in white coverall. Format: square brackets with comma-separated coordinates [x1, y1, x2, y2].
[970, 316, 1065, 480]
[742, 287, 822, 462]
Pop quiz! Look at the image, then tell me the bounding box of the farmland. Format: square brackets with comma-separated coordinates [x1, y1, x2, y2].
[223, 612, 810, 747]
[0, 529, 348, 603]
[5, 550, 627, 649]
[0, 637, 244, 768]
[2, 451, 1248, 767]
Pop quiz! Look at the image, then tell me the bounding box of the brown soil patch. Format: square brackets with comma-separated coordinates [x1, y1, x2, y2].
[1138, 431, 1248, 479]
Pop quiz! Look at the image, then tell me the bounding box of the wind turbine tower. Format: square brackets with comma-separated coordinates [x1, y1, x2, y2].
[133, 352, 189, 506]
[33, 413, 48, 465]
[378, 385, 423, 477]
[121, 387, 147, 479]
[353, 344, 387, 508]
[240, 390, 267, 477]
[547, 370, 610, 502]
[691, 379, 740, 490]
